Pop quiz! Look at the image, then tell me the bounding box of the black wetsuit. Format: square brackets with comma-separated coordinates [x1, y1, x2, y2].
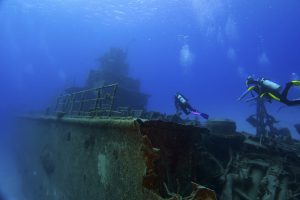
[280, 82, 300, 106]
[174, 93, 198, 115]
[247, 80, 300, 106]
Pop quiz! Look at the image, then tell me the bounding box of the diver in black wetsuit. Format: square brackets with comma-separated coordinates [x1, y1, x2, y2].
[238, 75, 300, 106]
[174, 92, 209, 119]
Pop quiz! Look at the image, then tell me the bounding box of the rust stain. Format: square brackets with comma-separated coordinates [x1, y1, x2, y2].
[141, 135, 161, 192]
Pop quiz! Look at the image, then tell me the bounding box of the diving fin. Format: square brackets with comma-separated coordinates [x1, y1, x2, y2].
[200, 113, 209, 119]
[190, 111, 209, 119]
[292, 80, 300, 86]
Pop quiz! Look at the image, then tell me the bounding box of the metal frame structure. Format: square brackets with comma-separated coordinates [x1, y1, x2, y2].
[55, 84, 118, 117]
[247, 98, 278, 138]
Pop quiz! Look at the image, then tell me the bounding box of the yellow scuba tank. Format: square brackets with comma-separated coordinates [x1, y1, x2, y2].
[261, 79, 281, 92]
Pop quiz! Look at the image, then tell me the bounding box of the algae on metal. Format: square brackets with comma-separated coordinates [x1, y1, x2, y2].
[16, 113, 300, 200]
[21, 115, 139, 130]
[16, 116, 147, 200]
[16, 115, 215, 200]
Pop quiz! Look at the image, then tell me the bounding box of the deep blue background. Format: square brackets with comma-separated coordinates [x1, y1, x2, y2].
[0, 1, 300, 199]
[0, 0, 299, 132]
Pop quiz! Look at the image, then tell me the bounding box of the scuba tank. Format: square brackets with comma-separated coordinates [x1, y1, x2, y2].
[177, 94, 187, 104]
[261, 79, 281, 92]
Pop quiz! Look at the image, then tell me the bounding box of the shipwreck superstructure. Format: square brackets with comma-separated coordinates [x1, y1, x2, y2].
[15, 48, 300, 200]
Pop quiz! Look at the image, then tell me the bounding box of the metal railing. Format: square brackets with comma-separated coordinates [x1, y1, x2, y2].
[52, 84, 202, 126]
[55, 84, 118, 117]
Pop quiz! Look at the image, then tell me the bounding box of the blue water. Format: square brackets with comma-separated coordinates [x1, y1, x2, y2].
[0, 1, 300, 198]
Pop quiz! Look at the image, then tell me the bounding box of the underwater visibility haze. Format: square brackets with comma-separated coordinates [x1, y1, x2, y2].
[0, 0, 300, 199]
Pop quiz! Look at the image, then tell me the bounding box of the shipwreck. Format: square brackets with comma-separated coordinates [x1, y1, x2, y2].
[15, 48, 300, 200]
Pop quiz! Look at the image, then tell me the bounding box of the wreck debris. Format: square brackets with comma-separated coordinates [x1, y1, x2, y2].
[245, 97, 294, 143]
[163, 182, 217, 200]
[247, 98, 279, 137]
[207, 119, 236, 135]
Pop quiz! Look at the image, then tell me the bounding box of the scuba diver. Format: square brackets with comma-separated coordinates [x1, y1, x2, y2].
[175, 92, 209, 119]
[238, 75, 300, 106]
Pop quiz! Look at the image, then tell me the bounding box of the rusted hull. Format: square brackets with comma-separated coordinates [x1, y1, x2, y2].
[16, 116, 300, 200]
[15, 116, 212, 200]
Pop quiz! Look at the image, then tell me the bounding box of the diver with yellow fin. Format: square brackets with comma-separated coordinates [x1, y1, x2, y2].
[175, 92, 209, 119]
[238, 75, 300, 106]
